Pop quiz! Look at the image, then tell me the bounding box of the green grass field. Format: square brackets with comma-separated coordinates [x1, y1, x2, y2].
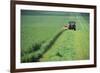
[21, 10, 90, 63]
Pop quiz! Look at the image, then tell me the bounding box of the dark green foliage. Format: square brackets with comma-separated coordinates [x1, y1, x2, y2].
[32, 42, 42, 51]
[56, 52, 62, 57]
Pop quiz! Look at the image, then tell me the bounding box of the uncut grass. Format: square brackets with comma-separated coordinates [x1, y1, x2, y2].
[21, 14, 69, 62]
[21, 16, 64, 52]
[21, 12, 89, 62]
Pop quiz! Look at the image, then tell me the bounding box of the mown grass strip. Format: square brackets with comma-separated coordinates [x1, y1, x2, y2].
[21, 29, 65, 62]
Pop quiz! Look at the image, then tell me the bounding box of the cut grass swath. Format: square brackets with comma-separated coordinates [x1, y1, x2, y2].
[21, 29, 65, 62]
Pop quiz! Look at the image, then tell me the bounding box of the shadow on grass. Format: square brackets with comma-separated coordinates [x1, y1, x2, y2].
[32, 41, 45, 51]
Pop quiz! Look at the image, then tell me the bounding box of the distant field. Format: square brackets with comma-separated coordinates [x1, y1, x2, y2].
[21, 10, 90, 63]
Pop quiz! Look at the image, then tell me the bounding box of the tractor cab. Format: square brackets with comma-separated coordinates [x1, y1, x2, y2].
[68, 21, 76, 31]
[69, 21, 76, 26]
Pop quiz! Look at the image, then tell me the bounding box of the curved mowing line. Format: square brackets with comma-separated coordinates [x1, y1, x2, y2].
[34, 30, 65, 61]
[37, 29, 66, 61]
[21, 29, 66, 62]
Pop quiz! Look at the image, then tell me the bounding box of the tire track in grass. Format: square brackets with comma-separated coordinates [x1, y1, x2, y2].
[73, 14, 89, 60]
[76, 15, 85, 31]
[79, 15, 89, 59]
[75, 13, 89, 31]
[80, 15, 89, 31]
